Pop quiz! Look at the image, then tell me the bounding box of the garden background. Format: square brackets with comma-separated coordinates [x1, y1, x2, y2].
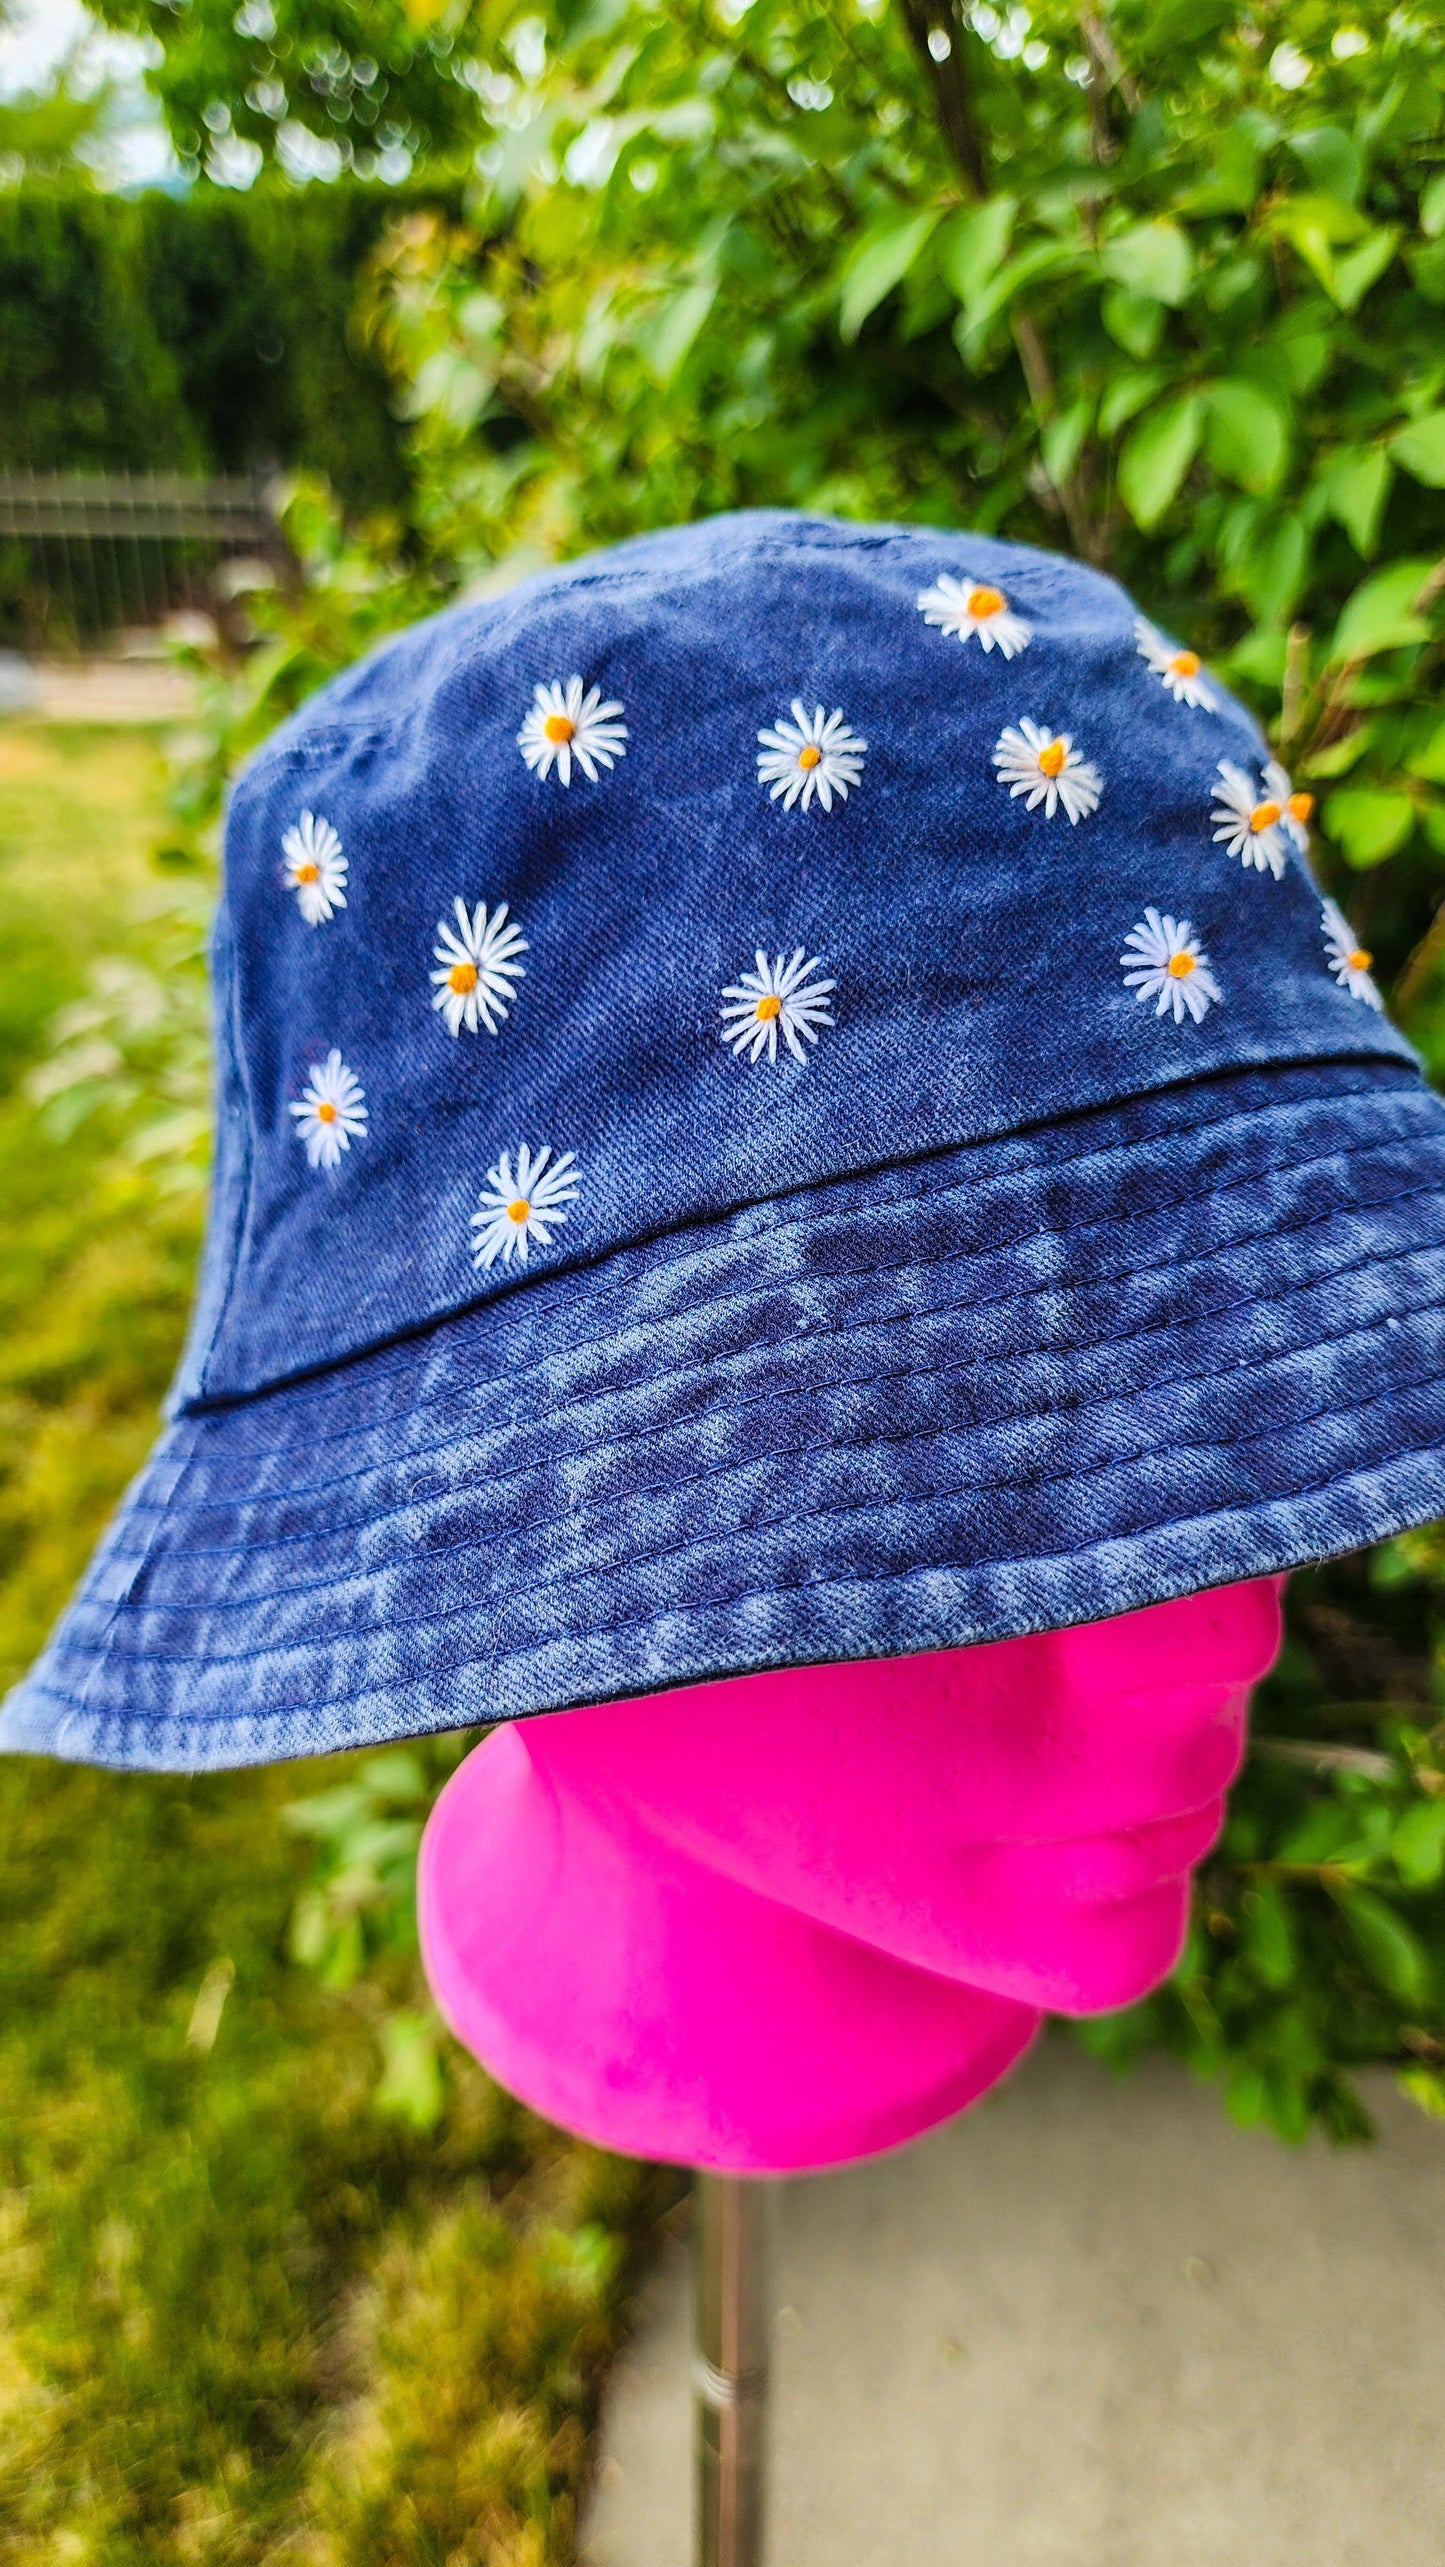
[2, 0, 1444, 2555]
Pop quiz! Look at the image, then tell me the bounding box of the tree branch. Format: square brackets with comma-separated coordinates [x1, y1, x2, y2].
[893, 0, 989, 196]
[1078, 7, 1139, 163]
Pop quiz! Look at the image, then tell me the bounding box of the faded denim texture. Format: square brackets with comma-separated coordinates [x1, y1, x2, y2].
[6, 511, 1445, 1771]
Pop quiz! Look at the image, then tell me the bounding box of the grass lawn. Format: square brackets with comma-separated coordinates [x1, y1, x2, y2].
[0, 722, 666, 2567]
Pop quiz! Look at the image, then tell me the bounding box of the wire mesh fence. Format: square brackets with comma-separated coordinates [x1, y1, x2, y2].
[0, 471, 287, 648]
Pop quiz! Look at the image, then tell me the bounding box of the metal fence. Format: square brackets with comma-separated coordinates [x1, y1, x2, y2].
[0, 471, 286, 644]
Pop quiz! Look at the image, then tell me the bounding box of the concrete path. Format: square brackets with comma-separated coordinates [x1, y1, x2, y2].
[581, 2038, 1445, 2567]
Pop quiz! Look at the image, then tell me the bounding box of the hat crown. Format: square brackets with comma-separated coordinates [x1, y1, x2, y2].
[178, 510, 1410, 1408]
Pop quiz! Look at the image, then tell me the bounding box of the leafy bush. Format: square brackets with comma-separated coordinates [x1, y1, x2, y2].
[0, 179, 461, 506]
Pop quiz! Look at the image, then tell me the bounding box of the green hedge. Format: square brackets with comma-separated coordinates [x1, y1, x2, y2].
[0, 179, 460, 513]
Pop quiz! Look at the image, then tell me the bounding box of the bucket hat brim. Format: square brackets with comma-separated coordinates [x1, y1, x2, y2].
[7, 1056, 1445, 1772]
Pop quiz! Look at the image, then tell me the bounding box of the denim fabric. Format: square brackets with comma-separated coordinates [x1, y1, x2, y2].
[6, 509, 1445, 1772]
[8, 1059, 1445, 1771]
[172, 511, 1413, 1405]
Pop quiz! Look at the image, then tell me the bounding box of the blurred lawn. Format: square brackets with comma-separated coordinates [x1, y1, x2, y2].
[0, 725, 664, 2567]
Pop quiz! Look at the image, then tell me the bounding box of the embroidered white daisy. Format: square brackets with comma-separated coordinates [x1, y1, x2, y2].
[1263, 758, 1315, 855]
[1121, 909, 1222, 1026]
[430, 897, 528, 1038]
[1321, 899, 1383, 1009]
[992, 718, 1102, 823]
[289, 1049, 368, 1170]
[918, 571, 1032, 660]
[1134, 619, 1219, 712]
[281, 811, 347, 925]
[720, 948, 836, 1066]
[756, 702, 867, 812]
[1210, 762, 1290, 878]
[471, 1144, 580, 1271]
[517, 677, 628, 786]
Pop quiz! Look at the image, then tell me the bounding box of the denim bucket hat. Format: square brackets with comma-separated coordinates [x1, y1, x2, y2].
[9, 507, 1445, 1772]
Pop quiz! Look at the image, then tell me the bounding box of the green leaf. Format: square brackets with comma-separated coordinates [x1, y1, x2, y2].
[1423, 172, 1445, 240]
[1391, 412, 1445, 489]
[1331, 1885, 1433, 2008]
[1420, 801, 1445, 856]
[1398, 2066, 1445, 2120]
[955, 239, 1087, 362]
[1390, 1796, 1445, 1888]
[1272, 192, 1366, 300]
[1240, 1881, 1297, 1989]
[1041, 395, 1091, 492]
[1181, 125, 1260, 216]
[1323, 789, 1417, 868]
[1264, 2071, 1312, 2146]
[1139, 0, 1234, 52]
[1225, 2061, 1271, 2128]
[1118, 392, 1202, 530]
[1408, 241, 1445, 307]
[358, 1748, 428, 1802]
[1226, 628, 1288, 686]
[1329, 560, 1437, 664]
[1101, 220, 1194, 309]
[1244, 517, 1308, 630]
[1270, 197, 1395, 307]
[839, 209, 939, 344]
[1331, 227, 1400, 313]
[374, 2010, 446, 2129]
[1409, 719, 1445, 785]
[1289, 124, 1362, 206]
[1273, 1800, 1367, 1868]
[1318, 446, 1393, 556]
[1277, 323, 1331, 396]
[1304, 722, 1375, 779]
[637, 275, 717, 382]
[1205, 380, 1289, 494]
[938, 196, 1016, 306]
[1099, 367, 1166, 439]
[1101, 287, 1164, 360]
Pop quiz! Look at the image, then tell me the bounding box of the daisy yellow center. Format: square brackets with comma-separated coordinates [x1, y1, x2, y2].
[317, 1099, 338, 1123]
[798, 744, 822, 769]
[448, 961, 479, 995]
[1350, 945, 1373, 973]
[296, 861, 319, 883]
[967, 584, 1005, 619]
[1167, 951, 1196, 979]
[1288, 791, 1314, 824]
[1170, 650, 1200, 678]
[1037, 738, 1067, 779]
[1250, 798, 1282, 832]
[543, 713, 575, 744]
[507, 1197, 530, 1224]
[755, 993, 782, 1021]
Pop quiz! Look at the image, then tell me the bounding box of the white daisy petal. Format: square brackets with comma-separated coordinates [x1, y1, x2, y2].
[720, 946, 836, 1065]
[755, 702, 866, 813]
[281, 811, 348, 925]
[470, 1143, 580, 1270]
[918, 571, 1032, 660]
[430, 896, 529, 1037]
[1263, 757, 1316, 854]
[518, 677, 628, 786]
[1321, 899, 1384, 1009]
[1120, 908, 1222, 1027]
[289, 1048, 368, 1171]
[1209, 760, 1289, 878]
[991, 719, 1102, 823]
[1134, 618, 1219, 711]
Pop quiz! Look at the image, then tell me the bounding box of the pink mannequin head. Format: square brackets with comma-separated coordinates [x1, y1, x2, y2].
[420, 1579, 1283, 2173]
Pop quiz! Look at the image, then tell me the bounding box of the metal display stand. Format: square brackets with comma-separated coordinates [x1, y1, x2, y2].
[693, 2174, 772, 2567]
